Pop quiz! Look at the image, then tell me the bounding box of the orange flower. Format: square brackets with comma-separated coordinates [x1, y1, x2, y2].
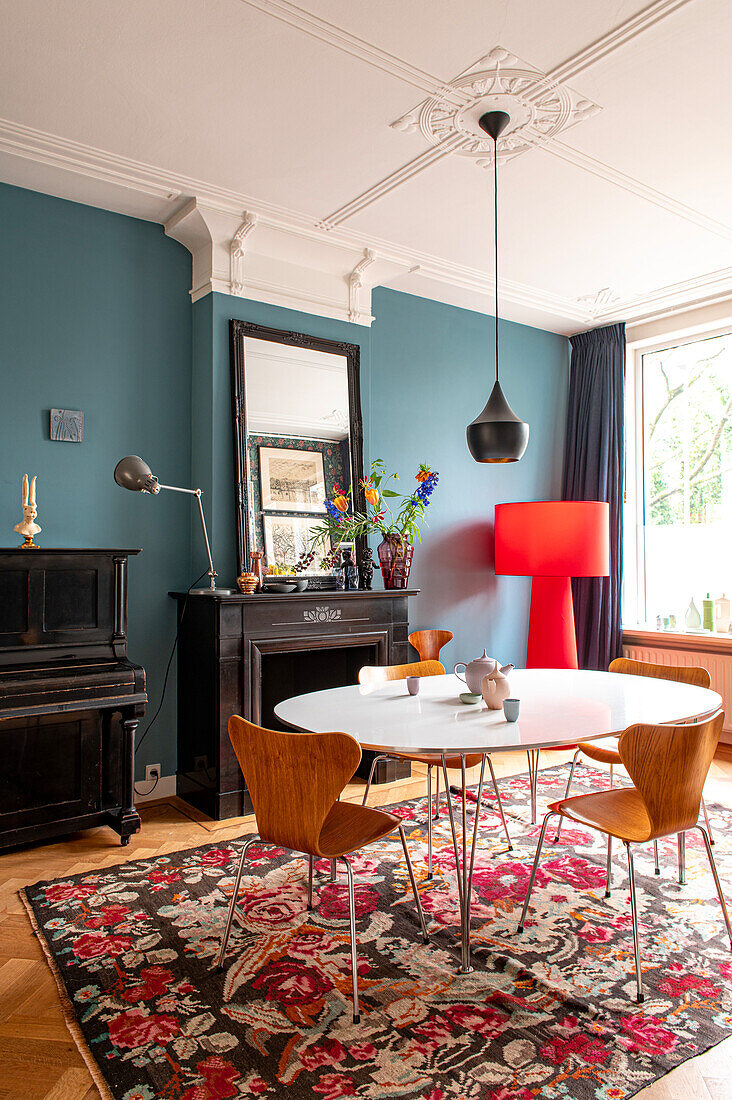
[333, 495, 349, 513]
[416, 468, 430, 483]
[364, 487, 378, 506]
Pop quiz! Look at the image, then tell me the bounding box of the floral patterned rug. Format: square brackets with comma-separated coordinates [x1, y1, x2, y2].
[22, 764, 732, 1100]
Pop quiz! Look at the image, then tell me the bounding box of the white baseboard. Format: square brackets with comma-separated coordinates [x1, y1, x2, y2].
[134, 773, 177, 804]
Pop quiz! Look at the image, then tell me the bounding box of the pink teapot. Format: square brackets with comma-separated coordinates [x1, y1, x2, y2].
[481, 662, 514, 709]
[455, 650, 513, 696]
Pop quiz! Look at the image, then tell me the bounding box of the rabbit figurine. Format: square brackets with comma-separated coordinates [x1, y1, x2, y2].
[481, 662, 514, 710]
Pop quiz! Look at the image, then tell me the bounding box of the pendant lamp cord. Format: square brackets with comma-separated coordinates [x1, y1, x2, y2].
[493, 134, 499, 384]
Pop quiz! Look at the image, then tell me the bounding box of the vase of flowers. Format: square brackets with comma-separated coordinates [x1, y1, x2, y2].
[310, 460, 439, 590]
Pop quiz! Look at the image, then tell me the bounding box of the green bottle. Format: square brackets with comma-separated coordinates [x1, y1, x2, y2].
[702, 593, 715, 632]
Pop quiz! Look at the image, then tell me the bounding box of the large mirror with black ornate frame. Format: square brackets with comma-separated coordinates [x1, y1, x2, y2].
[230, 320, 366, 589]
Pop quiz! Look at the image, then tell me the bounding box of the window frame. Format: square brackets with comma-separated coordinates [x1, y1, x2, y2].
[623, 320, 732, 629]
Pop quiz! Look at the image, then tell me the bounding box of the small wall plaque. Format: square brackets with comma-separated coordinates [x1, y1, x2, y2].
[50, 409, 83, 442]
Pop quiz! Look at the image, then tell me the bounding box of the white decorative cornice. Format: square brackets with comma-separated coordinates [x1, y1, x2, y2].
[230, 212, 259, 296]
[348, 249, 377, 323]
[576, 288, 621, 317]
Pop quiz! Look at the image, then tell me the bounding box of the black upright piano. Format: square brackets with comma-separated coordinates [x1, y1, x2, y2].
[0, 549, 146, 850]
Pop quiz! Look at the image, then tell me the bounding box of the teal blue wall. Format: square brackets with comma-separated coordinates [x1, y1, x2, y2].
[0, 179, 568, 784]
[0, 182, 193, 779]
[200, 288, 568, 670]
[369, 288, 568, 668]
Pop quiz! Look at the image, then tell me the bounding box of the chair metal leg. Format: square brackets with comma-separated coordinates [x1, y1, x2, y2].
[554, 750, 580, 843]
[695, 825, 732, 947]
[486, 754, 512, 849]
[426, 765, 434, 879]
[362, 754, 390, 806]
[605, 834, 612, 897]
[340, 857, 360, 1023]
[609, 763, 614, 789]
[678, 831, 687, 885]
[434, 765, 441, 820]
[398, 824, 429, 942]
[330, 859, 337, 882]
[307, 855, 314, 910]
[625, 842, 644, 1003]
[653, 840, 660, 875]
[517, 812, 558, 932]
[217, 837, 258, 970]
[701, 797, 715, 845]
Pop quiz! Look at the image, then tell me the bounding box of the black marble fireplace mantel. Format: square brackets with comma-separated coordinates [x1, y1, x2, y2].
[170, 587, 418, 819]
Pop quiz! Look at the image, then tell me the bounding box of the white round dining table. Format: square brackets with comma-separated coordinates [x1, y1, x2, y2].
[275, 669, 722, 971]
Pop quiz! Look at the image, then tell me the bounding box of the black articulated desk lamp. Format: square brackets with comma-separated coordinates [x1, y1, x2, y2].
[114, 455, 234, 594]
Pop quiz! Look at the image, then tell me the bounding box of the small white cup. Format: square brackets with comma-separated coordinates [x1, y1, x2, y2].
[407, 676, 420, 696]
[503, 697, 520, 722]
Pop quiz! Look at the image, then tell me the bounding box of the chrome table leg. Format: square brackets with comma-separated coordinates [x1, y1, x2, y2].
[486, 754, 512, 849]
[398, 823, 430, 942]
[696, 825, 732, 947]
[426, 765, 434, 879]
[441, 752, 486, 973]
[701, 797, 715, 845]
[526, 749, 540, 825]
[362, 754, 390, 806]
[554, 750, 579, 843]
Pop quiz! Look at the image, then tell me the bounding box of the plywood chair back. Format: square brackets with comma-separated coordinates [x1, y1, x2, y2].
[609, 657, 711, 689]
[228, 715, 361, 856]
[409, 629, 454, 662]
[358, 659, 445, 684]
[618, 712, 723, 839]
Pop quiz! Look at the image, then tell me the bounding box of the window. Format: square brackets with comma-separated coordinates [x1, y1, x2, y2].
[623, 327, 732, 631]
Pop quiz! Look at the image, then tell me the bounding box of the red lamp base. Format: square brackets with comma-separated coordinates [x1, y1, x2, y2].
[526, 575, 578, 669]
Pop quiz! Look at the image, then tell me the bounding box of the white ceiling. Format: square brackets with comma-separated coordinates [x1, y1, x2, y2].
[0, 0, 730, 334]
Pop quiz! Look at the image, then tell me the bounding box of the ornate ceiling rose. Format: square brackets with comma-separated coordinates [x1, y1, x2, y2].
[391, 47, 601, 167]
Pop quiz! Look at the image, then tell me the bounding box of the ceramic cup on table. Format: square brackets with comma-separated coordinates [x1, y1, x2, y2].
[406, 676, 420, 695]
[503, 698, 520, 722]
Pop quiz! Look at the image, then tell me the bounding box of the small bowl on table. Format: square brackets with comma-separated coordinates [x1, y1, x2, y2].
[262, 577, 297, 594]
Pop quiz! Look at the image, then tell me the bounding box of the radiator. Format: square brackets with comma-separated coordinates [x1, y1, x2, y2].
[623, 640, 732, 743]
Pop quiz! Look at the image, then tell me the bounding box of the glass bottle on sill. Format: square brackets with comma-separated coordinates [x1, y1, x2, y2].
[685, 598, 702, 631]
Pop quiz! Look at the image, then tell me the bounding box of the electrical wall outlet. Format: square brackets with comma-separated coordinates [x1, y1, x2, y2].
[145, 764, 160, 783]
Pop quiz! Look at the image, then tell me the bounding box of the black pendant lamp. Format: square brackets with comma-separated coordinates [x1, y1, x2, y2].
[466, 110, 529, 463]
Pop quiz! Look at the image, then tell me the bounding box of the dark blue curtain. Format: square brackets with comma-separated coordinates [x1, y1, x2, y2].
[563, 322, 625, 670]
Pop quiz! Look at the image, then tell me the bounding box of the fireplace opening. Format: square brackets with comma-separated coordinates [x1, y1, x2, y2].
[255, 637, 410, 784]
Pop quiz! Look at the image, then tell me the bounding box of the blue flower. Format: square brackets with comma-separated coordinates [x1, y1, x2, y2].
[415, 471, 439, 504]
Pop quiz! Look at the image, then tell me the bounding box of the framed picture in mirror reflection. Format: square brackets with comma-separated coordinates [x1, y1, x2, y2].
[259, 446, 326, 513]
[263, 514, 333, 572]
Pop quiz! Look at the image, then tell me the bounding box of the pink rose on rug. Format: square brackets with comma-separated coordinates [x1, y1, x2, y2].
[44, 882, 98, 904]
[121, 965, 174, 1003]
[620, 1014, 678, 1055]
[239, 889, 304, 930]
[489, 1089, 534, 1100]
[543, 856, 607, 890]
[200, 847, 236, 867]
[657, 973, 720, 997]
[84, 904, 131, 928]
[541, 1032, 611, 1066]
[312, 1073, 358, 1099]
[719, 961, 732, 981]
[181, 1055, 241, 1099]
[148, 869, 182, 890]
[318, 884, 379, 920]
[577, 924, 613, 943]
[443, 1003, 508, 1037]
[253, 959, 331, 1005]
[108, 1008, 180, 1050]
[72, 931, 132, 960]
[471, 861, 551, 903]
[289, 932, 340, 961]
[349, 1043, 377, 1061]
[299, 1039, 348, 1072]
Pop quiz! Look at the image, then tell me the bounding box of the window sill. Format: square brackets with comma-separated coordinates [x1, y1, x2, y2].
[622, 626, 732, 655]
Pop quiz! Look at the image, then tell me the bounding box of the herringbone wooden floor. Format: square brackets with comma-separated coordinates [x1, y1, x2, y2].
[1, 751, 731, 1100]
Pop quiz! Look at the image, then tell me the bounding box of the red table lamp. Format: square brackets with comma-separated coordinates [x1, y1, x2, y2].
[494, 501, 610, 669]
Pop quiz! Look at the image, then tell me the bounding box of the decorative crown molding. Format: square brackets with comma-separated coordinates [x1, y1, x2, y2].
[348, 249, 377, 322]
[230, 212, 259, 296]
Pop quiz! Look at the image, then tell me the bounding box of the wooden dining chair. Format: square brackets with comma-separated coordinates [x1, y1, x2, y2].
[218, 715, 428, 1023]
[518, 712, 731, 1003]
[358, 660, 512, 874]
[409, 629, 454, 663]
[554, 659, 716, 883]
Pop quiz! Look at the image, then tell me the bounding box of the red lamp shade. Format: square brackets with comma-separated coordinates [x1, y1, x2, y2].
[495, 501, 610, 668]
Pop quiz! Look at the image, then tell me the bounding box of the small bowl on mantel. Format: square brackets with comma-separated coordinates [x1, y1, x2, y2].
[262, 578, 297, 594]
